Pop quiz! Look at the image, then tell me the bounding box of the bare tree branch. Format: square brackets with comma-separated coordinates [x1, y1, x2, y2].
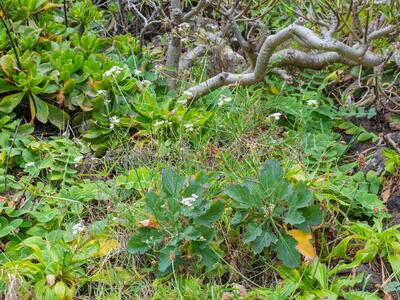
[184, 23, 388, 100]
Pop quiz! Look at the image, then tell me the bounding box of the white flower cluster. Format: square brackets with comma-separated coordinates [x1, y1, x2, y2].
[184, 122, 194, 132]
[306, 99, 318, 107]
[137, 80, 151, 90]
[217, 95, 232, 107]
[154, 120, 172, 127]
[104, 66, 123, 77]
[181, 194, 199, 207]
[133, 70, 142, 76]
[109, 116, 120, 129]
[269, 112, 282, 121]
[72, 221, 85, 235]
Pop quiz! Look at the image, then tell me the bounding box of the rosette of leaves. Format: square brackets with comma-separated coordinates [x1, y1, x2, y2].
[225, 160, 323, 268]
[128, 169, 224, 275]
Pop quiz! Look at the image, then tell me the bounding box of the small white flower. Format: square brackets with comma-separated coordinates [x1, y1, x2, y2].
[109, 116, 120, 124]
[154, 120, 165, 127]
[181, 196, 197, 207]
[109, 124, 115, 129]
[191, 194, 199, 199]
[269, 112, 282, 121]
[25, 162, 35, 168]
[72, 221, 85, 235]
[104, 66, 123, 77]
[96, 90, 107, 96]
[184, 122, 194, 132]
[182, 91, 193, 99]
[74, 156, 83, 163]
[306, 99, 318, 107]
[179, 22, 191, 32]
[137, 80, 151, 90]
[217, 95, 232, 107]
[198, 236, 206, 241]
[134, 70, 142, 76]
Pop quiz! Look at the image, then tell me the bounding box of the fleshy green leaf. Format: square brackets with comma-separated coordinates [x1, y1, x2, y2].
[48, 103, 70, 129]
[0, 92, 25, 113]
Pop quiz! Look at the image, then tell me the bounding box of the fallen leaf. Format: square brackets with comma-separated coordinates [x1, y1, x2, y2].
[139, 215, 160, 228]
[288, 229, 316, 261]
[97, 238, 119, 256]
[381, 177, 394, 203]
[56, 90, 64, 106]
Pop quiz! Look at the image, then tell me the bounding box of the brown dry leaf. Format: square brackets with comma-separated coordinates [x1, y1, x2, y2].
[138, 215, 160, 229]
[288, 229, 316, 261]
[381, 177, 394, 203]
[56, 90, 65, 106]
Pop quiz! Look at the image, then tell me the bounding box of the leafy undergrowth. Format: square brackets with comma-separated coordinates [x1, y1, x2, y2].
[1, 1, 400, 300]
[2, 72, 400, 299]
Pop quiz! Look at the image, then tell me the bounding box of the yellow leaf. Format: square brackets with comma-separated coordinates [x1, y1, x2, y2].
[0, 9, 4, 21]
[41, 2, 63, 11]
[288, 229, 316, 261]
[97, 239, 119, 256]
[270, 85, 279, 95]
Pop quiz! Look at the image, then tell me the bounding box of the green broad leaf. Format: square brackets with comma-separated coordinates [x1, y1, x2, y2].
[162, 169, 184, 196]
[0, 218, 23, 238]
[182, 226, 201, 240]
[252, 231, 278, 253]
[259, 159, 284, 184]
[296, 205, 323, 232]
[284, 208, 305, 225]
[32, 94, 49, 123]
[0, 78, 18, 93]
[243, 222, 263, 244]
[198, 245, 219, 270]
[48, 104, 70, 129]
[144, 192, 165, 221]
[225, 184, 259, 208]
[83, 129, 112, 139]
[127, 234, 150, 254]
[0, 92, 25, 113]
[194, 201, 224, 226]
[274, 234, 301, 268]
[288, 183, 313, 209]
[158, 246, 180, 273]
